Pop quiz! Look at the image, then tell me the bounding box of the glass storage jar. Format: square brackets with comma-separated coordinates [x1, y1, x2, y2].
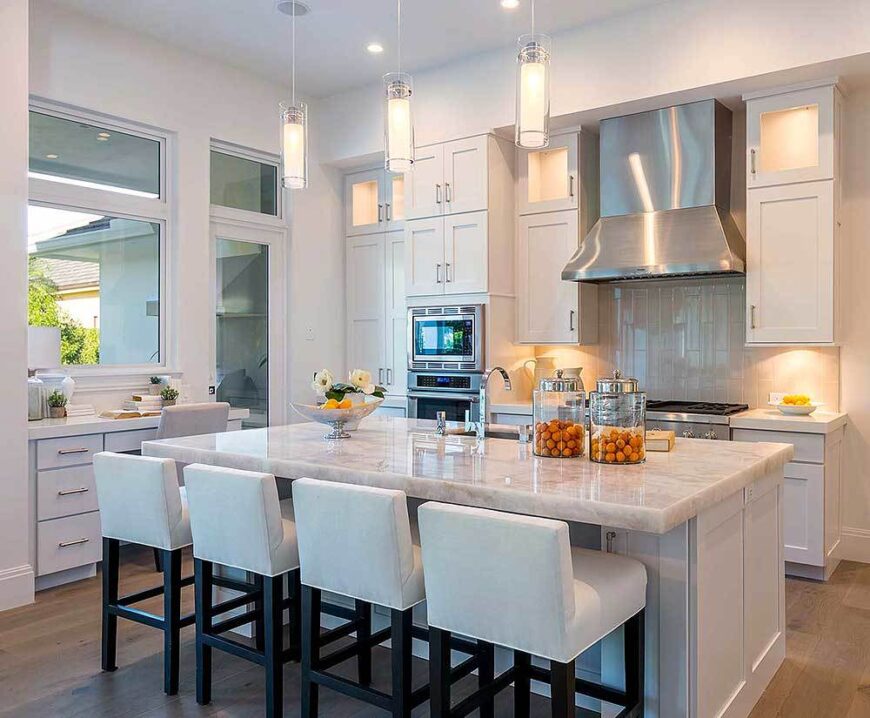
[588, 370, 647, 465]
[533, 370, 586, 458]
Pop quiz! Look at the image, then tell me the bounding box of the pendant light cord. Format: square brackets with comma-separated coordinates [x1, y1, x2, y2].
[291, 2, 296, 105]
[531, 0, 536, 36]
[397, 0, 402, 75]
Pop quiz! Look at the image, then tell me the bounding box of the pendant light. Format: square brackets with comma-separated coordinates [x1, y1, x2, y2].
[384, 0, 414, 173]
[515, 0, 551, 149]
[280, 0, 307, 189]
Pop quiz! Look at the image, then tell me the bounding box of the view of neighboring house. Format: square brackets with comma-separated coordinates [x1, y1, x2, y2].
[39, 257, 100, 329]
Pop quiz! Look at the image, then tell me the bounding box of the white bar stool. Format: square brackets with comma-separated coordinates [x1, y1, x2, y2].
[184, 463, 301, 718]
[418, 502, 647, 718]
[292, 478, 432, 718]
[93, 452, 195, 695]
[156, 401, 230, 440]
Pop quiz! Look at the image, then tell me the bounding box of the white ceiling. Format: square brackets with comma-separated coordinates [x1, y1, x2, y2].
[51, 0, 666, 98]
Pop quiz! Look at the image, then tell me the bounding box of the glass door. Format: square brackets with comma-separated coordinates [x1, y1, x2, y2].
[215, 238, 269, 428]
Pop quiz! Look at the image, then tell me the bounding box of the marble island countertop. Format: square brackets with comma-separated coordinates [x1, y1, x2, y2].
[142, 417, 793, 534]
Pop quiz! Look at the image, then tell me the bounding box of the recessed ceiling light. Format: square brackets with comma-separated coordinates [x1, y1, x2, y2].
[275, 0, 309, 17]
[500, 0, 520, 8]
[45, 154, 59, 160]
[367, 42, 384, 54]
[97, 132, 111, 141]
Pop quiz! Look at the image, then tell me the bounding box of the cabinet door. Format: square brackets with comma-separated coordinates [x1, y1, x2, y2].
[405, 217, 445, 297]
[747, 85, 834, 188]
[782, 463, 825, 566]
[746, 180, 834, 344]
[384, 231, 408, 396]
[517, 134, 579, 215]
[385, 172, 406, 232]
[406, 144, 444, 220]
[517, 210, 597, 343]
[443, 135, 488, 215]
[444, 211, 488, 295]
[346, 235, 386, 382]
[345, 169, 386, 236]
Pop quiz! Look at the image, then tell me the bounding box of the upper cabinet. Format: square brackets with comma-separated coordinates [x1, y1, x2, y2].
[747, 84, 835, 189]
[517, 133, 579, 215]
[406, 135, 489, 220]
[345, 168, 405, 235]
[744, 83, 842, 345]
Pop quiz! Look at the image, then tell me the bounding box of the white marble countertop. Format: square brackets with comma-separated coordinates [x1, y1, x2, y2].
[28, 408, 250, 440]
[729, 408, 847, 434]
[142, 416, 793, 534]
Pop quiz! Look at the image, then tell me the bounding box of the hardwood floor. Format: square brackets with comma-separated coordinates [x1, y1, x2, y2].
[2, 547, 868, 717]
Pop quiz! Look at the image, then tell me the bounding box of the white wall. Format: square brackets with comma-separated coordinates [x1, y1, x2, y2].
[0, 0, 35, 611]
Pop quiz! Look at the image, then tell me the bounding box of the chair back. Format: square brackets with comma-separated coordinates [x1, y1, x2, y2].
[418, 502, 576, 656]
[156, 402, 230, 440]
[292, 478, 420, 609]
[183, 463, 285, 575]
[93, 452, 189, 550]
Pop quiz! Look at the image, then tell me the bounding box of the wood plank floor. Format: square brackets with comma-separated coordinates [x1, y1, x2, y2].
[1, 546, 868, 717]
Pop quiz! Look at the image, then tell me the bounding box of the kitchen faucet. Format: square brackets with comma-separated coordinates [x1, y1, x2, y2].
[474, 366, 512, 440]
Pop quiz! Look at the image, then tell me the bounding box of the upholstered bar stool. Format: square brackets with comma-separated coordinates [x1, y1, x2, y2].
[293, 478, 485, 718]
[93, 452, 195, 695]
[184, 463, 301, 718]
[418, 502, 648, 718]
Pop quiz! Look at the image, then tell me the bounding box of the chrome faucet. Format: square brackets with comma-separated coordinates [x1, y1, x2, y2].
[435, 411, 447, 436]
[474, 366, 512, 439]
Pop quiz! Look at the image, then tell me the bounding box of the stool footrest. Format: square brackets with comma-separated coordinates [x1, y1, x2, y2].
[526, 661, 635, 711]
[450, 666, 517, 718]
[202, 631, 266, 667]
[309, 669, 393, 711]
[117, 574, 194, 606]
[210, 607, 260, 636]
[318, 626, 391, 671]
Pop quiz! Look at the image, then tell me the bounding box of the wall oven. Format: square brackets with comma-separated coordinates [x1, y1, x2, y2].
[406, 372, 482, 424]
[408, 305, 484, 372]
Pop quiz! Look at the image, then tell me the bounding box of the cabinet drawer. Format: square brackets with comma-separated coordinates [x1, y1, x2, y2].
[37, 434, 103, 470]
[37, 512, 102, 577]
[37, 466, 99, 521]
[730, 429, 824, 463]
[104, 428, 157, 453]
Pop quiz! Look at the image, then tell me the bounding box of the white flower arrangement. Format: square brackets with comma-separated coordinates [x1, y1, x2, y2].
[312, 368, 385, 402]
[311, 369, 334, 395]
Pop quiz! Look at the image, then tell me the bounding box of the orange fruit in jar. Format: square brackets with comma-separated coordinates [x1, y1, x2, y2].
[629, 452, 639, 462]
[561, 447, 571, 457]
[540, 448, 550, 456]
[542, 431, 551, 441]
[546, 439, 556, 450]
[605, 452, 616, 462]
[616, 451, 626, 462]
[552, 430, 562, 441]
[567, 440, 576, 449]
[629, 436, 640, 449]
[606, 442, 617, 453]
[616, 439, 626, 449]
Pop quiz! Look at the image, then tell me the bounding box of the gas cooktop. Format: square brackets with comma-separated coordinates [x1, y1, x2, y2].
[647, 401, 749, 417]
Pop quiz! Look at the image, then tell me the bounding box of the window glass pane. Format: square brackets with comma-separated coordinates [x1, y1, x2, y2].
[210, 151, 278, 216]
[216, 238, 269, 428]
[29, 112, 161, 198]
[28, 205, 161, 365]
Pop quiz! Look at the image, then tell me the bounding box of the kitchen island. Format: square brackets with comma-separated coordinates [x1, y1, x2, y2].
[143, 417, 794, 718]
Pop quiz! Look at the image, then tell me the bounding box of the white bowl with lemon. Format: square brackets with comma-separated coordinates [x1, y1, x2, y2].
[770, 394, 822, 416]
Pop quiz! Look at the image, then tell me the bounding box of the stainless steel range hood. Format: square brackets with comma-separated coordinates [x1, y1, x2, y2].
[562, 100, 745, 282]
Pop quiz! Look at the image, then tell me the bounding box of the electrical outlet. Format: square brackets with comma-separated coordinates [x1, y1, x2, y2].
[769, 392, 785, 405]
[304, 326, 315, 341]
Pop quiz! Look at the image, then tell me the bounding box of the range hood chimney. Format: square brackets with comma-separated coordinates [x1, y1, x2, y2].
[562, 100, 745, 282]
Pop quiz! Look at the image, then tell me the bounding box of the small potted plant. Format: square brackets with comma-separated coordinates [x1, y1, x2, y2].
[149, 376, 163, 395]
[160, 386, 180, 406]
[47, 390, 68, 419]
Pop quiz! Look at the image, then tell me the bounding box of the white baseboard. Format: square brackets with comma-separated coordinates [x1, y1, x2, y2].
[839, 527, 870, 564]
[0, 564, 35, 612]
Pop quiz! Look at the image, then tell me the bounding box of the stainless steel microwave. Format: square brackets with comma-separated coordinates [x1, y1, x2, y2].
[407, 305, 484, 372]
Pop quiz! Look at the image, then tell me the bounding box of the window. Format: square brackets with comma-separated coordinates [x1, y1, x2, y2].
[210, 149, 278, 216]
[28, 105, 167, 368]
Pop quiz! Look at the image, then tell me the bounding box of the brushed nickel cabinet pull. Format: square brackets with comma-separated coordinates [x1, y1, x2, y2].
[435, 184, 442, 204]
[445, 182, 451, 202]
[445, 263, 452, 282]
[750, 304, 757, 330]
[377, 203, 384, 222]
[569, 310, 576, 332]
[436, 263, 442, 283]
[59, 538, 90, 548]
[379, 368, 385, 384]
[385, 203, 392, 221]
[569, 174, 575, 198]
[58, 487, 89, 496]
[750, 148, 757, 175]
[58, 448, 89, 455]
[386, 368, 393, 385]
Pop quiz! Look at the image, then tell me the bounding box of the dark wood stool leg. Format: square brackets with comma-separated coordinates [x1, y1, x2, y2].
[624, 609, 645, 716]
[550, 659, 576, 718]
[288, 569, 302, 661]
[162, 548, 182, 695]
[391, 607, 413, 718]
[101, 538, 120, 672]
[513, 650, 531, 718]
[153, 547, 162, 572]
[429, 626, 452, 718]
[478, 640, 495, 718]
[356, 599, 372, 686]
[301, 585, 321, 718]
[263, 574, 285, 718]
[253, 574, 265, 652]
[194, 558, 214, 705]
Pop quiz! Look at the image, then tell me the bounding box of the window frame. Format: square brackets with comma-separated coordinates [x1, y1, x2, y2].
[209, 139, 284, 226]
[28, 99, 173, 377]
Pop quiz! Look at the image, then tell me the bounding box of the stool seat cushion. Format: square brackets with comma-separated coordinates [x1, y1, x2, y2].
[94, 452, 192, 551]
[184, 464, 299, 577]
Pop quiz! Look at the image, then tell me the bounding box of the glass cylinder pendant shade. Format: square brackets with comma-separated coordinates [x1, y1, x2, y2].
[515, 34, 551, 149]
[281, 102, 308, 189]
[384, 72, 414, 173]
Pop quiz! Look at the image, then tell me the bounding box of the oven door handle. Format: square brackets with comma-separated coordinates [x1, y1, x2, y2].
[407, 392, 480, 402]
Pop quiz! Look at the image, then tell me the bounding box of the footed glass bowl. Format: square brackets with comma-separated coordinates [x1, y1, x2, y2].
[291, 396, 384, 439]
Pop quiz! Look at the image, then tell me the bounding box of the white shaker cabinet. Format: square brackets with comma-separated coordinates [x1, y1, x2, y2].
[345, 168, 406, 236]
[517, 210, 597, 344]
[517, 133, 579, 215]
[405, 217, 445, 297]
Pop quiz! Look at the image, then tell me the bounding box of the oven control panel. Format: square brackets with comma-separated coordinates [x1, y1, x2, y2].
[416, 374, 472, 390]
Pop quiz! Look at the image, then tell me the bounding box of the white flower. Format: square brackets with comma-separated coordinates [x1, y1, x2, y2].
[362, 383, 376, 395]
[349, 369, 372, 390]
[311, 369, 334, 395]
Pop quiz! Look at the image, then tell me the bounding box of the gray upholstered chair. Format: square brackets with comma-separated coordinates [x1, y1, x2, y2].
[418, 502, 648, 718]
[156, 401, 231, 440]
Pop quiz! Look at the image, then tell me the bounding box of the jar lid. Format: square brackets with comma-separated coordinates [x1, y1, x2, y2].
[595, 369, 639, 393]
[539, 369, 583, 393]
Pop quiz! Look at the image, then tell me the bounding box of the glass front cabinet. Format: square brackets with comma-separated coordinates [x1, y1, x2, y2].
[345, 168, 405, 235]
